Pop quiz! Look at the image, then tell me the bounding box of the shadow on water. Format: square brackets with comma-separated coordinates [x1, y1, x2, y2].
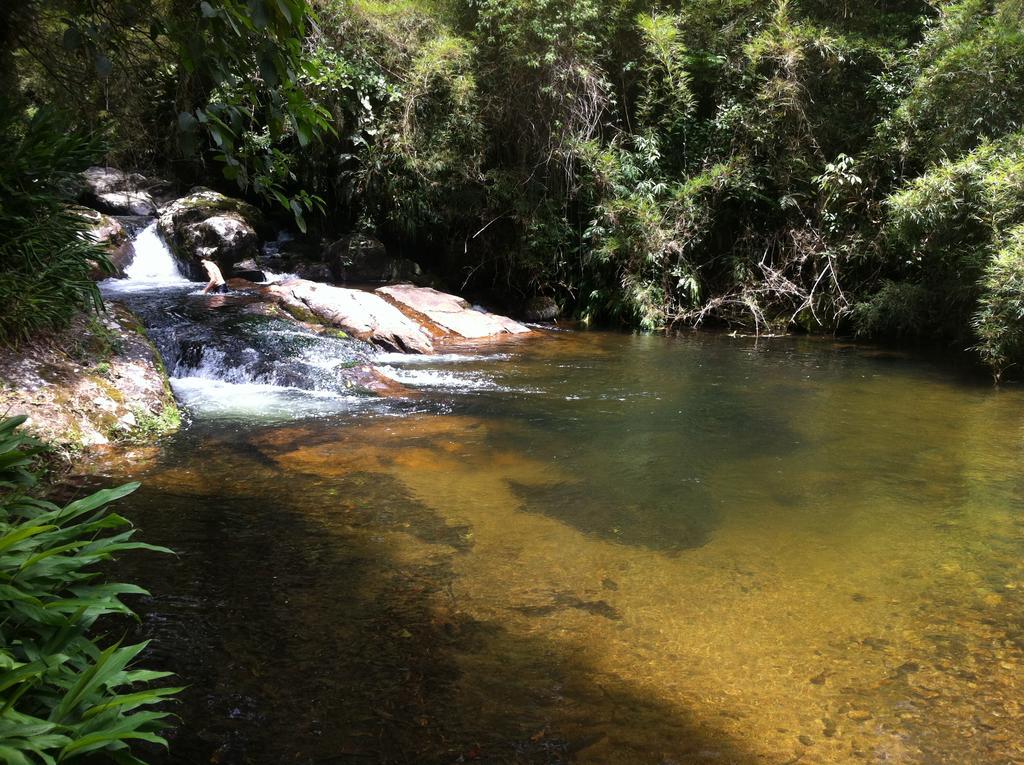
[508, 479, 713, 554]
[107, 427, 762, 765]
[79, 327, 1024, 765]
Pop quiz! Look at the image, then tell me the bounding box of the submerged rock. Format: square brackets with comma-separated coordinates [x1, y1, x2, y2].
[157, 188, 262, 280]
[263, 279, 434, 354]
[377, 284, 531, 339]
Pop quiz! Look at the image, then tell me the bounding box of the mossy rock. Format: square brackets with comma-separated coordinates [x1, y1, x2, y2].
[157, 188, 264, 279]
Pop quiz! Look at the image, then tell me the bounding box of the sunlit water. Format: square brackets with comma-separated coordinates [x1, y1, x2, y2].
[85, 324, 1024, 765]
[85, 217, 1024, 763]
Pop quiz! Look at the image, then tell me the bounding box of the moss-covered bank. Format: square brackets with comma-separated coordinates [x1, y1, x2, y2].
[0, 304, 179, 465]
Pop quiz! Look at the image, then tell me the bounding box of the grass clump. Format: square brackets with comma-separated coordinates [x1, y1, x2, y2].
[117, 406, 182, 444]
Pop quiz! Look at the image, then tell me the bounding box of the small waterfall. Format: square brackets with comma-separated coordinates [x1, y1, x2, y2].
[123, 222, 191, 284]
[99, 219, 442, 419]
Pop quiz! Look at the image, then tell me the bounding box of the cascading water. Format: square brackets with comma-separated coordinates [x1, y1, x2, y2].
[100, 221, 386, 418]
[119, 222, 191, 287]
[100, 220, 514, 419]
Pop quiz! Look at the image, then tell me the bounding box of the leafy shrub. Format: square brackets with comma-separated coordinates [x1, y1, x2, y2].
[973, 226, 1024, 381]
[851, 280, 933, 339]
[873, 133, 1024, 350]
[0, 415, 179, 764]
[891, 0, 1024, 165]
[0, 109, 110, 346]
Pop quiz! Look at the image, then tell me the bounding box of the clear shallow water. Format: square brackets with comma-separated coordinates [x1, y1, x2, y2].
[94, 329, 1024, 764]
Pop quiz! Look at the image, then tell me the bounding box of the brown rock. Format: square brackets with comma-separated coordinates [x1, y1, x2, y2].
[80, 166, 163, 215]
[0, 304, 178, 456]
[523, 295, 560, 322]
[376, 284, 531, 339]
[263, 279, 434, 354]
[157, 188, 263, 279]
[323, 234, 423, 284]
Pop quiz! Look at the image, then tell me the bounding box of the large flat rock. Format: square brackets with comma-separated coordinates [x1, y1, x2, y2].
[264, 279, 434, 354]
[376, 285, 531, 339]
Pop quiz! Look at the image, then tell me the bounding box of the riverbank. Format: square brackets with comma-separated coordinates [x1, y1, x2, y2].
[0, 303, 179, 465]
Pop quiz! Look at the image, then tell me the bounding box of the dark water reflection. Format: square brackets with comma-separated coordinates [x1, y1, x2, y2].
[98, 330, 1024, 763]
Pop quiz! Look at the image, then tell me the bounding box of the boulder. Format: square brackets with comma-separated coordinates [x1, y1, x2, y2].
[231, 259, 266, 283]
[0, 304, 179, 451]
[292, 261, 333, 282]
[263, 279, 434, 354]
[376, 285, 531, 339]
[74, 206, 135, 278]
[80, 166, 166, 216]
[233, 269, 266, 283]
[158, 188, 262, 280]
[523, 295, 560, 322]
[324, 234, 423, 284]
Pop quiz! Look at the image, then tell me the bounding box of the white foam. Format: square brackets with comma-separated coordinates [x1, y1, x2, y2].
[171, 377, 365, 419]
[374, 366, 499, 391]
[101, 222, 196, 296]
[125, 222, 191, 283]
[261, 269, 299, 284]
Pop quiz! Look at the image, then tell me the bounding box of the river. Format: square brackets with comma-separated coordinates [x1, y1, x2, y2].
[97, 224, 1024, 763]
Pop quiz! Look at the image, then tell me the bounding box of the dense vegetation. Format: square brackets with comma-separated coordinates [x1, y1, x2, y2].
[0, 416, 178, 764]
[2, 0, 1023, 377]
[0, 110, 110, 346]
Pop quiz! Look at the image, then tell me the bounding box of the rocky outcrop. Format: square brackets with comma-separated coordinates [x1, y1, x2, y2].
[79, 166, 173, 216]
[0, 305, 179, 455]
[75, 207, 135, 278]
[323, 234, 424, 284]
[377, 285, 531, 339]
[263, 279, 434, 354]
[523, 295, 560, 322]
[157, 188, 262, 280]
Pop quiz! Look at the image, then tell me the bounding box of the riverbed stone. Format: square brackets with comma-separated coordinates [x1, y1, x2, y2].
[377, 284, 531, 339]
[230, 259, 266, 283]
[263, 279, 434, 354]
[158, 188, 263, 279]
[0, 304, 179, 455]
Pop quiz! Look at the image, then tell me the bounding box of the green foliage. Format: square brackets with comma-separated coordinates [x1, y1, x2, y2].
[5, 0, 332, 226]
[973, 226, 1024, 380]
[871, 133, 1024, 344]
[174, 0, 333, 227]
[635, 13, 695, 138]
[6, 0, 1024, 374]
[889, 0, 1024, 165]
[117, 406, 181, 444]
[579, 136, 728, 328]
[851, 280, 934, 339]
[0, 416, 180, 764]
[0, 109, 110, 346]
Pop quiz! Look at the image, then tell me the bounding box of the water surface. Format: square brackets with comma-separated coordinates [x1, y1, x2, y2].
[102, 329, 1024, 764]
